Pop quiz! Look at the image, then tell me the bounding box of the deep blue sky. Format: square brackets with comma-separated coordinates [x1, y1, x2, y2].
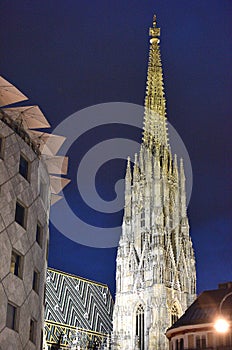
[1, 1, 231, 298]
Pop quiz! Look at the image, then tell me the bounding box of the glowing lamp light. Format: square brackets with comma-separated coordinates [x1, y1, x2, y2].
[214, 318, 230, 333]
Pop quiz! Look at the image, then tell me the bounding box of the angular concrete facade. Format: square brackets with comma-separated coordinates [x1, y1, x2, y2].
[0, 114, 50, 350]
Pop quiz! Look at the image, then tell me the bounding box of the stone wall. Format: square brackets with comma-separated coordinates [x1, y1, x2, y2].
[0, 118, 50, 350]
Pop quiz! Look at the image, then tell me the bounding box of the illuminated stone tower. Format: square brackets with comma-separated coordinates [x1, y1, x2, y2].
[112, 16, 196, 350]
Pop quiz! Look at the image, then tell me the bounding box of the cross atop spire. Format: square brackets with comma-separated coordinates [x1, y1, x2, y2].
[142, 15, 168, 150]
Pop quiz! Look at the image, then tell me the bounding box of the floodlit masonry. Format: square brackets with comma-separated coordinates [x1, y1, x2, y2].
[112, 15, 196, 350]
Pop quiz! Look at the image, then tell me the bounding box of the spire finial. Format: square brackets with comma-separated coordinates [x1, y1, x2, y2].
[149, 14, 160, 41]
[126, 156, 132, 180]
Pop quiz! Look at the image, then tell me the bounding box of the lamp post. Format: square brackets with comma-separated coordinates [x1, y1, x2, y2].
[214, 291, 232, 333]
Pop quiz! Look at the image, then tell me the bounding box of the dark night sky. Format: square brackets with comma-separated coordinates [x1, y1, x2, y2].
[1, 0, 231, 298]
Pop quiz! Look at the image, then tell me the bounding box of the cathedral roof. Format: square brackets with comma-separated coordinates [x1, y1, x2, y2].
[45, 268, 114, 348]
[168, 283, 232, 330]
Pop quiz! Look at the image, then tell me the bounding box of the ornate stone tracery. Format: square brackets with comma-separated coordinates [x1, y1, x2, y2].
[112, 15, 196, 350]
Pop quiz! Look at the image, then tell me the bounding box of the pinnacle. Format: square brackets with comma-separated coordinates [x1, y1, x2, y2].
[142, 15, 168, 150]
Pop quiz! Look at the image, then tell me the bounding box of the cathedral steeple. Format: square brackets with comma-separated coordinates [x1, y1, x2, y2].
[113, 15, 196, 350]
[143, 15, 168, 150]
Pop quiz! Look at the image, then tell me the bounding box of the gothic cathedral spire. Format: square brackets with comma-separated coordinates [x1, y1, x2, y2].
[143, 15, 168, 150]
[113, 15, 196, 350]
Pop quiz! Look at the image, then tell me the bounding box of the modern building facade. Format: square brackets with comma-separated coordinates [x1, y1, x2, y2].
[0, 77, 69, 350]
[166, 282, 232, 350]
[112, 16, 196, 350]
[44, 268, 114, 349]
[0, 110, 50, 350]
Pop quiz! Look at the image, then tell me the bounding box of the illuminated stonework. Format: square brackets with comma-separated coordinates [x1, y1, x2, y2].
[112, 16, 196, 350]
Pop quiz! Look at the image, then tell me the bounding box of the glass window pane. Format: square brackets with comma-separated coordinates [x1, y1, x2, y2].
[36, 223, 43, 247]
[10, 253, 16, 274]
[15, 254, 20, 275]
[6, 304, 16, 330]
[29, 319, 36, 343]
[46, 240, 49, 261]
[19, 155, 28, 180]
[15, 202, 26, 228]
[33, 271, 40, 293]
[196, 335, 201, 347]
[202, 335, 206, 347]
[0, 137, 2, 157]
[11, 251, 21, 276]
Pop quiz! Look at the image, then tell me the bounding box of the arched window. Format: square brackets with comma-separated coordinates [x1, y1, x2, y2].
[135, 304, 144, 350]
[171, 305, 179, 325]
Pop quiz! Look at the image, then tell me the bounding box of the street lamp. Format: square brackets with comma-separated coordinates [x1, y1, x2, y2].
[214, 291, 232, 333]
[214, 318, 230, 333]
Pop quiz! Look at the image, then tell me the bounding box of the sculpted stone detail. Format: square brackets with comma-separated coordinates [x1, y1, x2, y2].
[112, 15, 196, 350]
